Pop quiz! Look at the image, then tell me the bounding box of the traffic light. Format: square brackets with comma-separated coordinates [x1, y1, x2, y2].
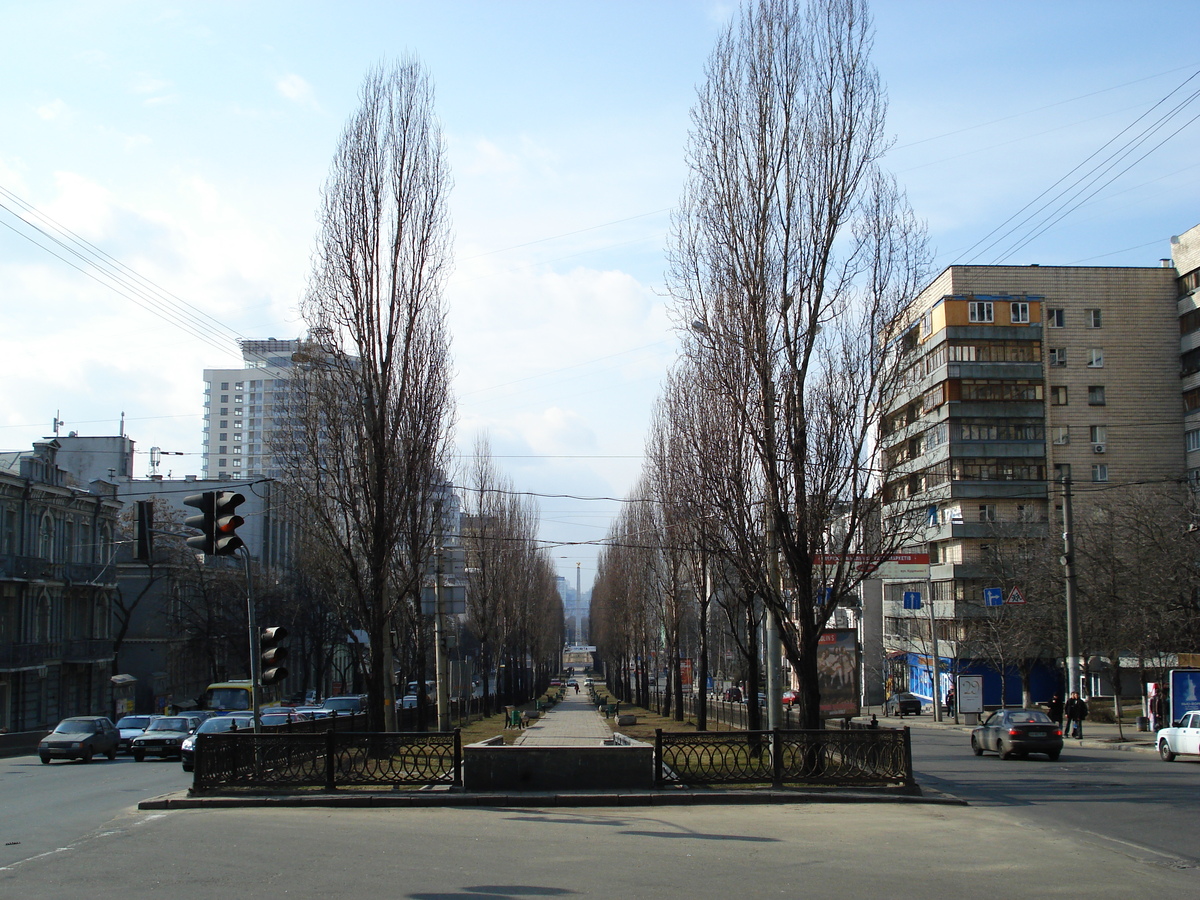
[183, 490, 245, 556]
[260, 626, 289, 685]
[135, 500, 154, 561]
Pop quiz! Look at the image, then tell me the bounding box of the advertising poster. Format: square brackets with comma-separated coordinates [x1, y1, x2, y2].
[817, 629, 860, 719]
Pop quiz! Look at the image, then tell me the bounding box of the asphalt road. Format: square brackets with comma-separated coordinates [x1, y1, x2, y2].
[907, 724, 1200, 871]
[1, 751, 190, 870]
[4, 731, 1200, 897]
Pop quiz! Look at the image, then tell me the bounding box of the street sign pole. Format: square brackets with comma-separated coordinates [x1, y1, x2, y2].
[927, 569, 942, 722]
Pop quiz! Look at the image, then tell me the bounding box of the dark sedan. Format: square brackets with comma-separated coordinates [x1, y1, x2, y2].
[885, 692, 923, 717]
[131, 715, 200, 761]
[39, 717, 120, 764]
[971, 709, 1063, 760]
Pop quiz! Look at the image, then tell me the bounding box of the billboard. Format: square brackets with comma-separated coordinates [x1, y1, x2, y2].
[1170, 669, 1200, 724]
[817, 628, 860, 719]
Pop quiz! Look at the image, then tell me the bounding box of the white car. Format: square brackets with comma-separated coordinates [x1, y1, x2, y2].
[1157, 709, 1200, 761]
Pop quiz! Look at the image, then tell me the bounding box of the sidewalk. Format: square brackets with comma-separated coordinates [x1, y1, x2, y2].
[860, 705, 1159, 755]
[512, 688, 616, 747]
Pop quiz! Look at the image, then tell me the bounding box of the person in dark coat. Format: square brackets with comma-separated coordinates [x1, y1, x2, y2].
[1047, 694, 1064, 725]
[1064, 691, 1088, 739]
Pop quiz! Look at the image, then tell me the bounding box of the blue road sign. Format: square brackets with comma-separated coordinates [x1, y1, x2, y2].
[984, 587, 1004, 607]
[902, 590, 921, 610]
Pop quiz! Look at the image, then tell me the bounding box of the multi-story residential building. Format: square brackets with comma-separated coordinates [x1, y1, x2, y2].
[879, 262, 1184, 702]
[1173, 223, 1200, 486]
[0, 440, 120, 732]
[202, 338, 302, 481]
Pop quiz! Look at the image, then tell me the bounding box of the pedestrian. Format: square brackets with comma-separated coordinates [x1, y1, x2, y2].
[1064, 691, 1088, 739]
[945, 687, 956, 717]
[1047, 693, 1063, 726]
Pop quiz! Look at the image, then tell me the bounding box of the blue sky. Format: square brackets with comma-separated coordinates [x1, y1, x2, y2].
[2, 1, 1198, 586]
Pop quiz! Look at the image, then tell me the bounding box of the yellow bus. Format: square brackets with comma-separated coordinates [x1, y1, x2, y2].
[203, 680, 280, 715]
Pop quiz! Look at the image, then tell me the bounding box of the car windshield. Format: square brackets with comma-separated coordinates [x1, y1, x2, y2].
[207, 687, 253, 710]
[116, 716, 153, 729]
[54, 719, 96, 734]
[197, 718, 250, 733]
[148, 717, 191, 732]
[323, 697, 359, 710]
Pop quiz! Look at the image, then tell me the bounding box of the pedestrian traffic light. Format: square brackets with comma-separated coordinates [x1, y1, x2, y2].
[260, 626, 289, 686]
[183, 490, 245, 556]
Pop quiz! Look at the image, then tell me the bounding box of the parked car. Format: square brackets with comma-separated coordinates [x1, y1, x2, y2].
[321, 695, 365, 714]
[399, 694, 418, 709]
[114, 715, 158, 753]
[181, 715, 254, 772]
[782, 690, 801, 706]
[131, 715, 201, 761]
[39, 716, 120, 764]
[293, 706, 334, 719]
[260, 711, 311, 727]
[722, 687, 743, 703]
[971, 709, 1063, 760]
[1157, 709, 1200, 761]
[885, 692, 923, 718]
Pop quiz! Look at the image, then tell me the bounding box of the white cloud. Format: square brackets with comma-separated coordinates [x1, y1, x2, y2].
[275, 72, 319, 109]
[36, 99, 68, 121]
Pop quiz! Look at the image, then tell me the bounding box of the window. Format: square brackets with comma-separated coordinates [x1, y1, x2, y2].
[219, 433, 227, 441]
[233, 433, 242, 442]
[968, 301, 994, 323]
[1010, 302, 1030, 323]
[1088, 386, 1106, 406]
[1090, 425, 1107, 444]
[1087, 308, 1102, 328]
[218, 445, 227, 454]
[1181, 308, 1200, 336]
[978, 504, 996, 522]
[1049, 347, 1067, 367]
[1054, 463, 1072, 481]
[1052, 386, 1069, 406]
[218, 458, 227, 467]
[1053, 426, 1070, 445]
[220, 420, 228, 428]
[1092, 464, 1108, 482]
[1047, 308, 1064, 327]
[1088, 348, 1104, 368]
[221, 382, 229, 390]
[1186, 388, 1200, 412]
[220, 394, 229, 402]
[1187, 429, 1200, 453]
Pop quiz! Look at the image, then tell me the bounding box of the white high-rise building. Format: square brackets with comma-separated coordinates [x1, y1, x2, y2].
[201, 339, 301, 480]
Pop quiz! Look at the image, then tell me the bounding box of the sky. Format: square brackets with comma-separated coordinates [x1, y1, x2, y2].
[3, 1, 1199, 591]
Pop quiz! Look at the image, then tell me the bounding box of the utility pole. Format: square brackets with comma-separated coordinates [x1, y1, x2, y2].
[433, 501, 450, 732]
[927, 571, 942, 722]
[1061, 475, 1083, 697]
[242, 546, 262, 733]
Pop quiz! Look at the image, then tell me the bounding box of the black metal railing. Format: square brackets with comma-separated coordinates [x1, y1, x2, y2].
[192, 729, 462, 792]
[654, 727, 913, 789]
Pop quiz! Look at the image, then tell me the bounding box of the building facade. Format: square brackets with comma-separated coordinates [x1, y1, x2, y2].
[879, 263, 1185, 698]
[202, 338, 302, 481]
[0, 441, 120, 731]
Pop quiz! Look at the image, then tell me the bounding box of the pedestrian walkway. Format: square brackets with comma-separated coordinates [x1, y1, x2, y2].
[512, 688, 615, 747]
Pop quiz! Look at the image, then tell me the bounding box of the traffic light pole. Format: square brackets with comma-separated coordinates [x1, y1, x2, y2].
[242, 546, 263, 733]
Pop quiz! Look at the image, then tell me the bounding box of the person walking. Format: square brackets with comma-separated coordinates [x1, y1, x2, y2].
[1064, 691, 1088, 739]
[1047, 694, 1064, 726]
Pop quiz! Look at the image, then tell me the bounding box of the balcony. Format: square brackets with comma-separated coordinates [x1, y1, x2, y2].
[62, 638, 113, 664]
[64, 562, 117, 586]
[0, 641, 62, 671]
[0, 554, 54, 581]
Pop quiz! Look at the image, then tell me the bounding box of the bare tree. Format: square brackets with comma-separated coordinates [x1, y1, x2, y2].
[278, 59, 455, 732]
[665, 0, 930, 727]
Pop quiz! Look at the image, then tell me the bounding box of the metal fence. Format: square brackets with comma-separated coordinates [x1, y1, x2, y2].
[654, 727, 913, 789]
[192, 729, 462, 792]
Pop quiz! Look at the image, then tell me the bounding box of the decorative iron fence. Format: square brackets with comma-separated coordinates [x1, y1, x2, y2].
[654, 727, 913, 789]
[192, 729, 462, 792]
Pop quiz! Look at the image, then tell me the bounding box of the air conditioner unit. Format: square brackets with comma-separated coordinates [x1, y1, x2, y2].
[1093, 443, 1106, 454]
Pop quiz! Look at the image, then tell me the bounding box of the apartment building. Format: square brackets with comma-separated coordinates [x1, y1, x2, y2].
[0, 440, 121, 731]
[879, 262, 1184, 697]
[1173, 223, 1200, 486]
[202, 338, 302, 481]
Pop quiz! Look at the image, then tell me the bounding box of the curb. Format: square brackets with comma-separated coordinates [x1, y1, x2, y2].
[138, 786, 967, 811]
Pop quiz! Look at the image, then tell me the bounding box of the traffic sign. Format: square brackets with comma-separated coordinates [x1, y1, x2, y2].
[983, 587, 1004, 607]
[902, 590, 921, 610]
[1007, 587, 1026, 605]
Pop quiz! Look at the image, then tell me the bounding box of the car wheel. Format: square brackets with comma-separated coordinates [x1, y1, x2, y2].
[81, 745, 93, 764]
[1160, 741, 1177, 762]
[40, 756, 50, 765]
[999, 742, 1013, 760]
[182, 763, 193, 773]
[107, 747, 117, 760]
[971, 736, 983, 756]
[133, 750, 145, 762]
[1047, 750, 1061, 761]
